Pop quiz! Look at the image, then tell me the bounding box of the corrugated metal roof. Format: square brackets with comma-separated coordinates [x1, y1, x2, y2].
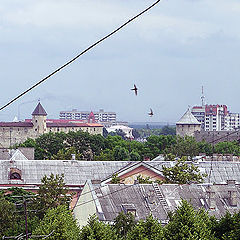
[1, 160, 240, 186]
[91, 183, 240, 222]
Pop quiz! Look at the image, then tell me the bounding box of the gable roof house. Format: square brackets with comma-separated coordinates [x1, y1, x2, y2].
[1, 160, 240, 208]
[74, 180, 240, 227]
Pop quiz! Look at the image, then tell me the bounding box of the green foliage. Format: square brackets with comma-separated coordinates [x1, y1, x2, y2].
[164, 200, 215, 240]
[80, 215, 117, 240]
[212, 211, 240, 240]
[52, 146, 82, 160]
[164, 136, 199, 159]
[111, 173, 121, 184]
[19, 128, 240, 161]
[32, 205, 80, 240]
[37, 174, 72, 217]
[0, 193, 16, 238]
[136, 175, 153, 184]
[214, 141, 240, 155]
[113, 212, 136, 239]
[162, 157, 206, 184]
[129, 150, 141, 161]
[113, 146, 130, 161]
[127, 215, 165, 240]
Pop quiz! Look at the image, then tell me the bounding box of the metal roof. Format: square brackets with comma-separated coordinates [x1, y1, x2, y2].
[1, 160, 240, 186]
[176, 108, 201, 125]
[32, 103, 47, 116]
[90, 182, 240, 222]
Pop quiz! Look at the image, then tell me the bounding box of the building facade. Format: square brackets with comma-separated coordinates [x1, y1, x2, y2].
[60, 109, 117, 122]
[0, 103, 103, 148]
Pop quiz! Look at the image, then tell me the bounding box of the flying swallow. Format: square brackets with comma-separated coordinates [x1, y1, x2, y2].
[131, 84, 138, 96]
[148, 108, 153, 117]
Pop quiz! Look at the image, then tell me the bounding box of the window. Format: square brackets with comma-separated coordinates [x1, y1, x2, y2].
[10, 168, 22, 180]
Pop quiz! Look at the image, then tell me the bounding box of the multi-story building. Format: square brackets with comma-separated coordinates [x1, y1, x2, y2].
[224, 113, 240, 131]
[191, 104, 228, 131]
[0, 103, 103, 148]
[205, 105, 228, 131]
[60, 109, 117, 123]
[191, 106, 205, 130]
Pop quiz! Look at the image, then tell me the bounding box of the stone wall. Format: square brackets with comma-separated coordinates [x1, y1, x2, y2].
[176, 124, 201, 137]
[194, 130, 240, 144]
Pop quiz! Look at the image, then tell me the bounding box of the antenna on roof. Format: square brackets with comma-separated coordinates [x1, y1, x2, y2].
[201, 86, 205, 106]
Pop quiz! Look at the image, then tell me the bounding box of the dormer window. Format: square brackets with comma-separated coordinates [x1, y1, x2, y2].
[122, 204, 137, 217]
[10, 168, 22, 180]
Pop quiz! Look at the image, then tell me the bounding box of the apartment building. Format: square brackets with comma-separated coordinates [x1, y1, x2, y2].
[191, 104, 228, 131]
[60, 109, 116, 122]
[224, 113, 240, 131]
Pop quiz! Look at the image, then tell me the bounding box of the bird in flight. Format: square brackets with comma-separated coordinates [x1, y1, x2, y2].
[131, 84, 138, 96]
[148, 108, 153, 117]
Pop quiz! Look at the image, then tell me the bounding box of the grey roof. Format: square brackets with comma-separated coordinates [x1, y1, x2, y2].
[32, 103, 47, 116]
[0, 148, 34, 160]
[1, 160, 240, 186]
[176, 108, 201, 125]
[91, 182, 240, 222]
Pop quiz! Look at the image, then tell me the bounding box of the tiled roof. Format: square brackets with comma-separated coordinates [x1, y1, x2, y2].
[32, 103, 47, 116]
[176, 108, 201, 125]
[0, 122, 33, 127]
[46, 122, 103, 127]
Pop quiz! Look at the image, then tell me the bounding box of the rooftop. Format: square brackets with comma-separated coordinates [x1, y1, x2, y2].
[176, 108, 201, 125]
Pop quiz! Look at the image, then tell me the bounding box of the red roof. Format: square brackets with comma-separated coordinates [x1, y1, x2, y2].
[0, 122, 33, 127]
[47, 122, 102, 127]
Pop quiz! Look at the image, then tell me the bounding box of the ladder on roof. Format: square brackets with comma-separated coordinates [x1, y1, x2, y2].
[152, 183, 171, 214]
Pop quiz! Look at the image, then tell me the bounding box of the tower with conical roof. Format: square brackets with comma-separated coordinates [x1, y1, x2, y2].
[32, 102, 47, 135]
[176, 108, 201, 137]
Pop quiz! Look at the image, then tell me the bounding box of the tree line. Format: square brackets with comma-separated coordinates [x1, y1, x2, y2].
[17, 130, 240, 160]
[17, 131, 240, 160]
[1, 174, 239, 239]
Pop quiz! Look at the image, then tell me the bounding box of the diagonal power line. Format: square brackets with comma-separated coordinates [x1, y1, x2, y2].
[0, 0, 161, 112]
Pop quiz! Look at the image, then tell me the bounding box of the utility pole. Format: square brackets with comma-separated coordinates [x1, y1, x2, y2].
[23, 198, 28, 240]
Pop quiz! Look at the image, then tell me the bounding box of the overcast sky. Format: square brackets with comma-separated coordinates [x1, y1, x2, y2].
[0, 0, 240, 123]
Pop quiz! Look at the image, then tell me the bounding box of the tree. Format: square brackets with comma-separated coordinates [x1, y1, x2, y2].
[37, 174, 72, 217]
[113, 212, 136, 239]
[212, 211, 240, 240]
[0, 193, 16, 238]
[164, 200, 215, 240]
[32, 205, 80, 240]
[214, 141, 240, 155]
[51, 147, 82, 160]
[164, 136, 199, 159]
[162, 157, 206, 184]
[161, 126, 176, 136]
[80, 215, 117, 240]
[113, 146, 130, 161]
[130, 150, 141, 161]
[111, 173, 121, 184]
[127, 215, 164, 240]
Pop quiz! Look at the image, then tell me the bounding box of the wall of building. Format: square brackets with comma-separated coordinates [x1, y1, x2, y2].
[194, 130, 240, 144]
[176, 124, 201, 137]
[0, 127, 36, 148]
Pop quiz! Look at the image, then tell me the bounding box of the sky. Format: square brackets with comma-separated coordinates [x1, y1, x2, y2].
[0, 0, 240, 123]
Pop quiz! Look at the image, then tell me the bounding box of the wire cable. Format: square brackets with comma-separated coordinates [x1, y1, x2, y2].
[0, 0, 161, 112]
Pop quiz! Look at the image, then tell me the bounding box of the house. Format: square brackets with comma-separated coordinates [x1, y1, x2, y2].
[1, 160, 240, 208]
[74, 180, 240, 227]
[0, 147, 34, 160]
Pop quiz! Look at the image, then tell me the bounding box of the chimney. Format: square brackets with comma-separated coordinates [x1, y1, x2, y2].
[207, 186, 216, 210]
[71, 154, 76, 160]
[227, 180, 237, 206]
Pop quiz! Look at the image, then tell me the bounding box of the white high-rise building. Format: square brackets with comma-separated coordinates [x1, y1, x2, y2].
[59, 109, 117, 123]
